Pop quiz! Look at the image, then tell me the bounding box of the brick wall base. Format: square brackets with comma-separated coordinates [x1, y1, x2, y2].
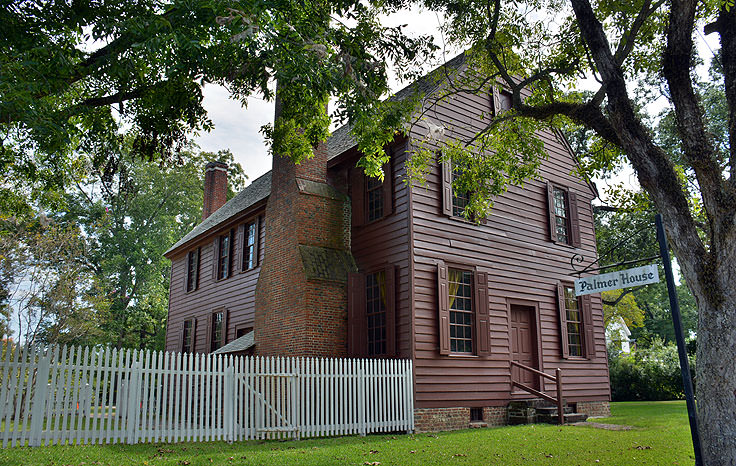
[576, 400, 611, 418]
[414, 406, 509, 432]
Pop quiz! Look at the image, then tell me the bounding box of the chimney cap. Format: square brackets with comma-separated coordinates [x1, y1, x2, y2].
[205, 161, 228, 170]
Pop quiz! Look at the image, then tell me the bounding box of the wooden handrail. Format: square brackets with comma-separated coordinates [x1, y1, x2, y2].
[510, 361, 565, 425]
[510, 361, 557, 381]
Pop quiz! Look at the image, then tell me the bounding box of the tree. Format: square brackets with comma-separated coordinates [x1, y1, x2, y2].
[1, 0, 435, 217]
[405, 0, 735, 461]
[63, 148, 245, 350]
[0, 213, 99, 346]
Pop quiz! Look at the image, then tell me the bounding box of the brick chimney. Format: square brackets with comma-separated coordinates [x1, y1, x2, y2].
[254, 96, 355, 358]
[202, 161, 228, 220]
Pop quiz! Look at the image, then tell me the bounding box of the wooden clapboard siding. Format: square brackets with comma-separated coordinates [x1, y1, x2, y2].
[165, 202, 266, 353]
[407, 81, 610, 408]
[334, 139, 413, 359]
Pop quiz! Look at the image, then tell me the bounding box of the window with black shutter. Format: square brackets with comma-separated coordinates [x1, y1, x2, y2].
[546, 182, 581, 247]
[437, 261, 490, 356]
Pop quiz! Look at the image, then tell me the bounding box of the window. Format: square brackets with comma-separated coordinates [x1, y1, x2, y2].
[186, 248, 200, 292]
[366, 271, 388, 356]
[563, 286, 583, 356]
[557, 283, 595, 359]
[216, 230, 234, 280]
[449, 269, 474, 353]
[350, 153, 394, 227]
[210, 311, 224, 352]
[182, 318, 196, 353]
[451, 166, 471, 218]
[235, 326, 253, 339]
[242, 219, 259, 271]
[347, 266, 396, 357]
[366, 176, 384, 222]
[437, 262, 490, 356]
[499, 90, 513, 113]
[553, 187, 570, 244]
[546, 182, 581, 247]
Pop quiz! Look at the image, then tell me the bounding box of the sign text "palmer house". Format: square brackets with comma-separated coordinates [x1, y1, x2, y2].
[574, 264, 660, 297]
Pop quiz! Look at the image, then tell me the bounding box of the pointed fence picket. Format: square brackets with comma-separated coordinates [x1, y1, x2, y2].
[0, 343, 414, 447]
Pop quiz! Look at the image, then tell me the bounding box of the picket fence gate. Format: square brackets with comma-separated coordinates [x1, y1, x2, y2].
[0, 344, 414, 447]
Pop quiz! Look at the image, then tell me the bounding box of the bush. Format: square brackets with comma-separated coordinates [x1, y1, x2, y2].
[608, 338, 696, 401]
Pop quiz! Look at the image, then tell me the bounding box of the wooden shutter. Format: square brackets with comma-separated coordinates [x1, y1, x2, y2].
[206, 312, 213, 353]
[212, 238, 220, 279]
[557, 282, 569, 359]
[223, 308, 230, 345]
[183, 255, 190, 292]
[546, 182, 557, 242]
[382, 160, 394, 217]
[492, 86, 501, 118]
[347, 272, 367, 357]
[237, 223, 246, 271]
[179, 320, 186, 352]
[385, 265, 397, 357]
[581, 294, 595, 359]
[437, 261, 451, 355]
[441, 159, 453, 216]
[194, 248, 200, 289]
[350, 167, 365, 227]
[192, 317, 198, 353]
[253, 216, 261, 267]
[569, 191, 581, 248]
[474, 271, 490, 356]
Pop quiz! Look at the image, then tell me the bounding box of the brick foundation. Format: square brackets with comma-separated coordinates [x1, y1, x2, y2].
[575, 400, 610, 417]
[414, 406, 509, 432]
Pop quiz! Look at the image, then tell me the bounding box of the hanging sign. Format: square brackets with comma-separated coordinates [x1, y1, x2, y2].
[575, 264, 659, 297]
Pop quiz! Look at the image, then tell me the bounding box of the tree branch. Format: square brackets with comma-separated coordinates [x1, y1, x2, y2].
[661, 0, 723, 231]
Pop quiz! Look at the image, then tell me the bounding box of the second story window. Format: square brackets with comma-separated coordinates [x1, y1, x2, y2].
[186, 248, 200, 292]
[211, 311, 224, 351]
[451, 167, 471, 218]
[217, 230, 233, 280]
[546, 182, 581, 247]
[553, 187, 569, 244]
[366, 176, 384, 222]
[242, 220, 258, 271]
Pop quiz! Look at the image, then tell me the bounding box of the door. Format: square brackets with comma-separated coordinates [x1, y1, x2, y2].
[510, 304, 539, 390]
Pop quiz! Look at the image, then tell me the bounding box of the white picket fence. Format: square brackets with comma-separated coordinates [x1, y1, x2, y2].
[0, 344, 414, 447]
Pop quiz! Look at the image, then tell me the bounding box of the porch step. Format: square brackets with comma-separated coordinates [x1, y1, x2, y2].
[506, 399, 587, 425]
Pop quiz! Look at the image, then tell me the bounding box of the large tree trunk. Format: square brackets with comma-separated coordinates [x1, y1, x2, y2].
[690, 246, 736, 465]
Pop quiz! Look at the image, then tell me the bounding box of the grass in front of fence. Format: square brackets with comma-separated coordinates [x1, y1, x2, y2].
[0, 401, 694, 466]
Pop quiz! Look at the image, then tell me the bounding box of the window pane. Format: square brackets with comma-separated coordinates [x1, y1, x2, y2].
[564, 286, 583, 356]
[366, 271, 387, 356]
[366, 176, 384, 222]
[449, 268, 473, 354]
[553, 188, 569, 244]
[211, 311, 224, 351]
[243, 221, 257, 270]
[451, 167, 470, 217]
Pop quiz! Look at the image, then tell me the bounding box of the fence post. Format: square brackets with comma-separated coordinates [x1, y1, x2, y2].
[125, 359, 142, 444]
[224, 362, 234, 443]
[358, 360, 366, 436]
[29, 350, 50, 447]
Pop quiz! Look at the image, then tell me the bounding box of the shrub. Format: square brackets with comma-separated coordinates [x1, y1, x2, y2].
[608, 338, 696, 401]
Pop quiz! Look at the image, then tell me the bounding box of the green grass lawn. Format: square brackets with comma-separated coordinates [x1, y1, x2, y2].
[0, 401, 695, 466]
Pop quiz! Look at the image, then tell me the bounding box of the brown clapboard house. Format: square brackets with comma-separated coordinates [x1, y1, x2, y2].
[163, 54, 611, 431]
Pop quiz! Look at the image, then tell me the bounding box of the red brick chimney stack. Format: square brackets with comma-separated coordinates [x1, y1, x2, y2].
[202, 161, 228, 220]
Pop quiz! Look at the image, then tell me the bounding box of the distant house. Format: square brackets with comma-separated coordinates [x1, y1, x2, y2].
[164, 53, 611, 431]
[606, 316, 632, 353]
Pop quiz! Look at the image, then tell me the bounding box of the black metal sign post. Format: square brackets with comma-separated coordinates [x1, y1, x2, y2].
[655, 214, 703, 466]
